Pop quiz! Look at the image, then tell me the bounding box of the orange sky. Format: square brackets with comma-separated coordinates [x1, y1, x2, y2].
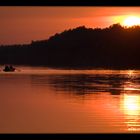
[0, 6, 140, 45]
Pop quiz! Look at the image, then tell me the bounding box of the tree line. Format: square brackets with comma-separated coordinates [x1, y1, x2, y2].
[1, 23, 140, 69]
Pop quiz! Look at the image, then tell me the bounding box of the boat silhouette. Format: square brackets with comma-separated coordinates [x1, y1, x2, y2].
[3, 65, 15, 72]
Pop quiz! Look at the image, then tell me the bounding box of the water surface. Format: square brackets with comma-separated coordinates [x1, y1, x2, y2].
[0, 67, 140, 133]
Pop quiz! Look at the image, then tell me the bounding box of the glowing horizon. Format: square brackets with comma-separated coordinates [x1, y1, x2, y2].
[1, 6, 140, 45]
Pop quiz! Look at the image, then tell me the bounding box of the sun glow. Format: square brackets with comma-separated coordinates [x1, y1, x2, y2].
[122, 16, 140, 27]
[123, 94, 140, 115]
[121, 94, 140, 131]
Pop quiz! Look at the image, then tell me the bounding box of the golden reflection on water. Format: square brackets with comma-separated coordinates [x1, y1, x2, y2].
[123, 82, 140, 91]
[127, 70, 134, 77]
[123, 94, 140, 116]
[121, 94, 140, 132]
[121, 70, 140, 132]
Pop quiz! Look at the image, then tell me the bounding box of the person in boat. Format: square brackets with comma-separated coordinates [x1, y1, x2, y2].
[3, 65, 15, 72]
[9, 65, 15, 71]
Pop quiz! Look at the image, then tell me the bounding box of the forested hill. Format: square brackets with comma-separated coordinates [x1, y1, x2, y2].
[1, 23, 140, 69]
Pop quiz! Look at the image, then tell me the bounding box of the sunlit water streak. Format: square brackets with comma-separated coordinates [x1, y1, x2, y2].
[0, 67, 140, 133]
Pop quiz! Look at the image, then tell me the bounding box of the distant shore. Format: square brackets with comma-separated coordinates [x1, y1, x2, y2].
[0, 24, 140, 69]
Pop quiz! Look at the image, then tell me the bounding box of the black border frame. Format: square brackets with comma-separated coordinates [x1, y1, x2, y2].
[0, 0, 140, 6]
[0, 0, 140, 139]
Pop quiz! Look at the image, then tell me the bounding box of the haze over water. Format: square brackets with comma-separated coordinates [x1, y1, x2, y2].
[1, 66, 140, 133]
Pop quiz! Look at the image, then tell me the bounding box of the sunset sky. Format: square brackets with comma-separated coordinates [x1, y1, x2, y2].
[0, 6, 140, 45]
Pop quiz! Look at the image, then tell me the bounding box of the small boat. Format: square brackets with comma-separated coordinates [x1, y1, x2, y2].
[3, 65, 16, 72]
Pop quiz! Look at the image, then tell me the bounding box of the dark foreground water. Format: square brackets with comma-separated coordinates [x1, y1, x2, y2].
[0, 67, 140, 133]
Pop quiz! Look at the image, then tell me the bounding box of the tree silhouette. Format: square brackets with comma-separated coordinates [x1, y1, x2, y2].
[0, 24, 140, 69]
